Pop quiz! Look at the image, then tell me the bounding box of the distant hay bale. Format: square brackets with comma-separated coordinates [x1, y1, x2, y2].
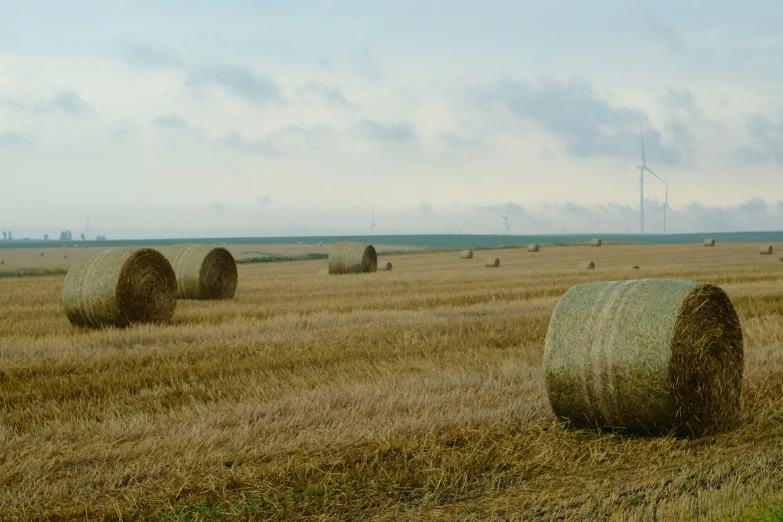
[485, 258, 500, 267]
[760, 245, 773, 255]
[318, 267, 329, 276]
[704, 238, 716, 247]
[318, 242, 324, 247]
[624, 264, 640, 270]
[0, 260, 4, 265]
[460, 250, 474, 259]
[62, 247, 177, 329]
[298, 241, 304, 245]
[164, 243, 238, 300]
[378, 261, 392, 271]
[62, 255, 68, 260]
[590, 238, 602, 247]
[328, 242, 377, 274]
[527, 243, 540, 252]
[544, 279, 744, 437]
[37, 252, 43, 257]
[578, 261, 595, 270]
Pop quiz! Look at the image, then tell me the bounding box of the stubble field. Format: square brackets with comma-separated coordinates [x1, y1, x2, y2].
[1, 242, 783, 520]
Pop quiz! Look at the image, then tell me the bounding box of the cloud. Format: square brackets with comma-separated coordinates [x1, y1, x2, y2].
[483, 78, 688, 165]
[419, 201, 434, 215]
[437, 132, 484, 149]
[355, 49, 383, 81]
[0, 132, 32, 148]
[1, 90, 95, 117]
[188, 65, 282, 105]
[296, 80, 348, 106]
[118, 44, 183, 70]
[106, 120, 136, 138]
[662, 89, 701, 118]
[217, 130, 280, 157]
[642, 11, 687, 53]
[736, 113, 783, 165]
[210, 203, 229, 215]
[153, 114, 191, 130]
[258, 196, 271, 204]
[359, 119, 417, 145]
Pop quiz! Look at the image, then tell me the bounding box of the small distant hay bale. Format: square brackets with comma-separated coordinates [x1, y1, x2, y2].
[298, 241, 304, 245]
[485, 258, 500, 268]
[62, 255, 68, 260]
[318, 267, 329, 276]
[527, 243, 540, 252]
[37, 252, 44, 257]
[378, 261, 392, 271]
[704, 238, 716, 247]
[760, 245, 773, 255]
[0, 260, 4, 265]
[624, 264, 640, 270]
[590, 238, 602, 247]
[164, 243, 238, 300]
[318, 242, 324, 247]
[578, 261, 595, 270]
[544, 279, 744, 437]
[62, 247, 177, 329]
[328, 242, 377, 274]
[460, 250, 474, 259]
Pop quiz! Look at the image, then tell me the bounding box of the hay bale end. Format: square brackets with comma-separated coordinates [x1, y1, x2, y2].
[460, 250, 474, 259]
[704, 238, 716, 247]
[760, 245, 773, 255]
[578, 261, 595, 270]
[164, 244, 238, 300]
[378, 261, 392, 271]
[485, 258, 500, 268]
[590, 238, 602, 247]
[527, 243, 540, 252]
[328, 242, 377, 274]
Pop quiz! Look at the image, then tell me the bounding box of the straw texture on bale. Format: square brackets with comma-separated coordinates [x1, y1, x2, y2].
[760, 245, 773, 255]
[527, 243, 540, 252]
[328, 242, 377, 274]
[485, 258, 500, 268]
[164, 243, 238, 300]
[590, 238, 602, 247]
[704, 238, 716, 247]
[543, 279, 743, 437]
[378, 261, 392, 271]
[579, 261, 595, 270]
[318, 267, 329, 276]
[460, 250, 474, 259]
[62, 247, 177, 329]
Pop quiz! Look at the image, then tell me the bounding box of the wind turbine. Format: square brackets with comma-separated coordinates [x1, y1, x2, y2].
[561, 222, 568, 235]
[718, 205, 726, 233]
[370, 208, 379, 235]
[82, 217, 93, 241]
[500, 209, 513, 235]
[662, 182, 676, 234]
[455, 223, 465, 234]
[637, 124, 666, 235]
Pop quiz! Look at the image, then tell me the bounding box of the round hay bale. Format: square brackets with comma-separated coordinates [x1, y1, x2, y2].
[527, 243, 540, 252]
[543, 279, 743, 437]
[704, 238, 715, 247]
[0, 260, 4, 265]
[318, 267, 329, 276]
[164, 243, 238, 300]
[62, 247, 177, 329]
[485, 258, 500, 268]
[378, 261, 392, 271]
[328, 242, 377, 274]
[318, 242, 324, 247]
[62, 255, 68, 260]
[37, 252, 44, 257]
[578, 261, 595, 270]
[460, 250, 474, 259]
[760, 245, 773, 255]
[624, 265, 640, 271]
[590, 238, 602, 247]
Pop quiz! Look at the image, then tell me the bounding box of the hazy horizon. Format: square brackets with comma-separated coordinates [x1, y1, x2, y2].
[3, 1, 783, 239]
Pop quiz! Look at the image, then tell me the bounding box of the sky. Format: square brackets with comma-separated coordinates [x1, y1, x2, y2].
[1, 0, 783, 239]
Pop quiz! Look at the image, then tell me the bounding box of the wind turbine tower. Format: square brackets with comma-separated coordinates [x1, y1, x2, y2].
[637, 124, 665, 235]
[370, 208, 378, 235]
[662, 182, 676, 234]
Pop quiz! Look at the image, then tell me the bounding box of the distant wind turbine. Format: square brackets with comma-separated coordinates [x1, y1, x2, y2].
[500, 209, 513, 235]
[370, 208, 379, 235]
[718, 205, 726, 233]
[637, 124, 666, 235]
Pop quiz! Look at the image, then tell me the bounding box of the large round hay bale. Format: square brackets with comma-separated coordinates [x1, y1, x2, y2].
[164, 243, 238, 300]
[460, 250, 473, 259]
[62, 247, 177, 329]
[378, 261, 392, 271]
[760, 245, 773, 255]
[328, 242, 377, 274]
[578, 261, 595, 270]
[543, 279, 743, 437]
[590, 238, 602, 247]
[704, 238, 715, 247]
[527, 243, 540, 252]
[485, 258, 500, 267]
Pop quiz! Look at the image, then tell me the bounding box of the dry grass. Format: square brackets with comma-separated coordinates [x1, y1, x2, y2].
[1, 243, 783, 520]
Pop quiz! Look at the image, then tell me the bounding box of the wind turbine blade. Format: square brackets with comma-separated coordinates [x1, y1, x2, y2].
[666, 204, 677, 218]
[645, 166, 664, 183]
[636, 175, 641, 193]
[640, 123, 646, 166]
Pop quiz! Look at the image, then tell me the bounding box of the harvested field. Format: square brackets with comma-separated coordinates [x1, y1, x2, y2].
[1, 243, 783, 520]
